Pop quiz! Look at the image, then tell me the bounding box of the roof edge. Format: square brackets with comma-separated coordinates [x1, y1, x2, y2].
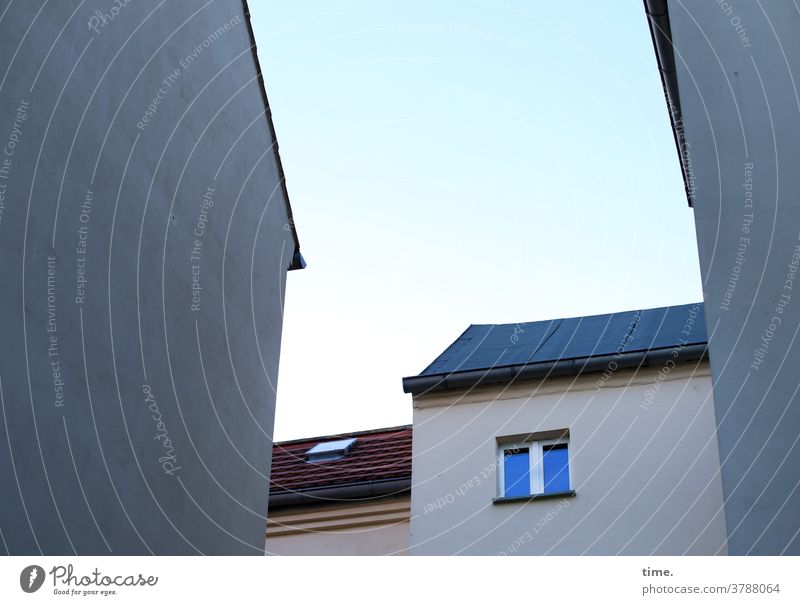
[241, 0, 305, 270]
[272, 424, 412, 447]
[268, 477, 412, 509]
[402, 344, 708, 395]
[418, 323, 475, 376]
[643, 0, 695, 207]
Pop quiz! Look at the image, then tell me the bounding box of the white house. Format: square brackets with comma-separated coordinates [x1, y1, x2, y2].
[403, 303, 728, 555]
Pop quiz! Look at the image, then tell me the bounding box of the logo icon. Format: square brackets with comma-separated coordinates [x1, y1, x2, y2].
[20, 565, 45, 593]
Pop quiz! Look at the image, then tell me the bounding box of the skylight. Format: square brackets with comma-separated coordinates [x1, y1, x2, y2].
[306, 438, 357, 462]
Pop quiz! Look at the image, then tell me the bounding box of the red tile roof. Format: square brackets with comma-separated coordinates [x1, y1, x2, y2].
[269, 426, 412, 494]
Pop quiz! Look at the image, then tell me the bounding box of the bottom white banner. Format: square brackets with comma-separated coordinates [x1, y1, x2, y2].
[0, 556, 797, 604]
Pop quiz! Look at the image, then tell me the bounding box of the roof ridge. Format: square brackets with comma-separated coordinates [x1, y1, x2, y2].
[469, 302, 701, 329]
[273, 424, 411, 446]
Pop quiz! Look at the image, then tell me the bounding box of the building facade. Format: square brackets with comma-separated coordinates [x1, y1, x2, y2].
[267, 427, 411, 555]
[0, 0, 302, 554]
[645, 0, 800, 554]
[404, 303, 728, 555]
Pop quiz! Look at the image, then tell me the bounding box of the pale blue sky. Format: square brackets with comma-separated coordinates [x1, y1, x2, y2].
[250, 1, 703, 441]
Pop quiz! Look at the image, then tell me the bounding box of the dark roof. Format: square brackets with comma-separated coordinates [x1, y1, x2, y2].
[269, 426, 412, 496]
[403, 303, 706, 394]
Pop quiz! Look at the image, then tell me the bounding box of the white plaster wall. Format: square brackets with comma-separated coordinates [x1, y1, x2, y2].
[410, 362, 727, 555]
[266, 521, 410, 556]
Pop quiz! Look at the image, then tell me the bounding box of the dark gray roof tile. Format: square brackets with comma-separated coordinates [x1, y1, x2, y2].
[415, 302, 706, 378]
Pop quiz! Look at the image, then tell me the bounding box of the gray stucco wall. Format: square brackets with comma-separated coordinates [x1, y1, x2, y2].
[410, 362, 727, 555]
[0, 1, 296, 554]
[667, 0, 800, 555]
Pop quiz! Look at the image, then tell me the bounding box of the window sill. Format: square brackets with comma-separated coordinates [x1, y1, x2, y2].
[492, 490, 576, 505]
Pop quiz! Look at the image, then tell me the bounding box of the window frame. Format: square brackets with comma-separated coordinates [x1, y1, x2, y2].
[497, 437, 571, 498]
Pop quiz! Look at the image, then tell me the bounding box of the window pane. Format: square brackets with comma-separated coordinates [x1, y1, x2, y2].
[542, 445, 570, 493]
[504, 448, 530, 497]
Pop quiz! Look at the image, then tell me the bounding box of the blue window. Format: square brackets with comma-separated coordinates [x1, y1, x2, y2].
[542, 444, 570, 493]
[503, 448, 531, 498]
[498, 437, 571, 498]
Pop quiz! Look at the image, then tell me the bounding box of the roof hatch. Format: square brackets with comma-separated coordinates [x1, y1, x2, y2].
[305, 438, 357, 462]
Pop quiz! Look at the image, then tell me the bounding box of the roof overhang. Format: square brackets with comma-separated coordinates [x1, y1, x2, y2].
[268, 477, 411, 510]
[402, 344, 708, 396]
[643, 0, 695, 206]
[241, 0, 306, 270]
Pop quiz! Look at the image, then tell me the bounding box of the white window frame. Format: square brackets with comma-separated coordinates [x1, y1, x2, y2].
[497, 437, 570, 498]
